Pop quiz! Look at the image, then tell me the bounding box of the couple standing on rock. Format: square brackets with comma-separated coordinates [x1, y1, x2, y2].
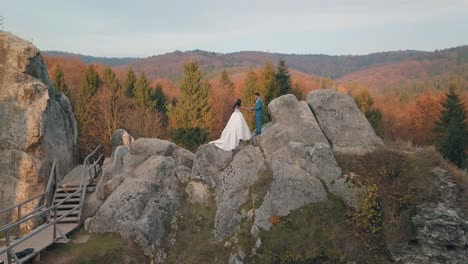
[210, 92, 263, 151]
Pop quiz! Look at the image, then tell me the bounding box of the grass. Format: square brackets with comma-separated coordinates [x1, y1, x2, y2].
[252, 196, 390, 264]
[164, 201, 230, 264]
[38, 229, 147, 264]
[335, 146, 465, 248]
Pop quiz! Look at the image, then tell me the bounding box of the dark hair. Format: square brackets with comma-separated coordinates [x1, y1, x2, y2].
[233, 99, 241, 109]
[254, 92, 260, 96]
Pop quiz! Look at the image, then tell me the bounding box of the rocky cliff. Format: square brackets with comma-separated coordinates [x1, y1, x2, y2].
[0, 32, 77, 225]
[87, 91, 398, 262]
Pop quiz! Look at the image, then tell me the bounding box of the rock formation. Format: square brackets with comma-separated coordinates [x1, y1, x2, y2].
[307, 89, 384, 155]
[0, 32, 77, 225]
[89, 138, 195, 256]
[391, 168, 468, 263]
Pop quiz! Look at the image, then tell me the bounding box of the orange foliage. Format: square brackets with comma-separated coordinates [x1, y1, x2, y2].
[43, 55, 86, 104]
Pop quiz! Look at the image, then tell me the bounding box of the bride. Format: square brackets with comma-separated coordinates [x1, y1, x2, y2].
[210, 99, 251, 151]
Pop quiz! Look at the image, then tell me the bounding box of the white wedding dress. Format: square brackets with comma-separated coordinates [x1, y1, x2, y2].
[210, 108, 252, 151]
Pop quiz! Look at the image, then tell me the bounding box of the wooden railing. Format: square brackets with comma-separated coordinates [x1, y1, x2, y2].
[0, 162, 57, 239]
[0, 145, 102, 264]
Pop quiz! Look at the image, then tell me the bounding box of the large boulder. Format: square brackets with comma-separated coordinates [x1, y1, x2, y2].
[89, 133, 195, 257]
[130, 138, 176, 157]
[111, 129, 134, 150]
[307, 89, 384, 155]
[256, 94, 329, 160]
[95, 146, 129, 200]
[192, 143, 234, 188]
[90, 155, 183, 256]
[214, 146, 266, 238]
[392, 168, 468, 263]
[0, 32, 77, 225]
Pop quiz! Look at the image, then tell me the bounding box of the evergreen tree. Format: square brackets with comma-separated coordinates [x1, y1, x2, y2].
[241, 69, 260, 128]
[434, 84, 468, 167]
[167, 61, 211, 130]
[261, 60, 280, 121]
[134, 72, 152, 109]
[150, 84, 167, 113]
[276, 59, 292, 96]
[103, 66, 121, 92]
[123, 68, 137, 98]
[220, 69, 234, 92]
[354, 89, 383, 136]
[53, 66, 70, 97]
[76, 64, 101, 132]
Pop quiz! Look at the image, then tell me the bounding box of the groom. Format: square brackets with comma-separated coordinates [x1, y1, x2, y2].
[250, 92, 263, 136]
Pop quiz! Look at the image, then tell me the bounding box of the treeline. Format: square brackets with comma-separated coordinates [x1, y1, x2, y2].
[47, 57, 467, 167]
[49, 58, 302, 154]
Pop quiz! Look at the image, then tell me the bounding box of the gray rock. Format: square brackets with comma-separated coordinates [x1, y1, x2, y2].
[192, 144, 234, 188]
[111, 129, 134, 150]
[256, 94, 329, 160]
[185, 181, 211, 205]
[392, 168, 468, 263]
[84, 217, 93, 232]
[95, 146, 128, 200]
[214, 146, 266, 238]
[172, 147, 195, 168]
[130, 137, 176, 157]
[90, 155, 183, 256]
[82, 192, 103, 220]
[171, 165, 193, 184]
[254, 142, 337, 230]
[307, 89, 384, 155]
[0, 32, 77, 227]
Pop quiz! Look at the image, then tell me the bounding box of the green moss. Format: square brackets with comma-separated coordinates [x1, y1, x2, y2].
[252, 196, 389, 264]
[39, 230, 147, 264]
[164, 202, 230, 264]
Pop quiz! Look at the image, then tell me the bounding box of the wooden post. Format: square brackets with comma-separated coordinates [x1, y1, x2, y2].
[6, 230, 11, 264]
[16, 205, 21, 238]
[53, 208, 57, 241]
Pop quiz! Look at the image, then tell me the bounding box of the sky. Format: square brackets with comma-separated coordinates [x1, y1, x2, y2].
[1, 0, 468, 57]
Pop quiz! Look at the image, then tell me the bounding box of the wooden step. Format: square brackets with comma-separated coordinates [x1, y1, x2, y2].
[54, 198, 81, 204]
[54, 192, 81, 198]
[57, 204, 78, 210]
[57, 216, 79, 223]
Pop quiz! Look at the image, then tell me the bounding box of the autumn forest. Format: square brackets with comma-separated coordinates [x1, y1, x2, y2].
[43, 47, 468, 167]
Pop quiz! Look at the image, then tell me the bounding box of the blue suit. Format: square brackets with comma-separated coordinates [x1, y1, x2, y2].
[253, 98, 263, 135]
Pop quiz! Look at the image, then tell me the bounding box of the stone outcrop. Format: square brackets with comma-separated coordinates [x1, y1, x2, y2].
[0, 32, 77, 225]
[111, 129, 134, 150]
[89, 133, 195, 256]
[256, 94, 329, 160]
[253, 95, 357, 230]
[213, 146, 266, 238]
[307, 89, 384, 155]
[391, 168, 468, 263]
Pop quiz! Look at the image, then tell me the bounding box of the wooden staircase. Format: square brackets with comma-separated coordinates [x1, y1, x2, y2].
[49, 177, 99, 224]
[0, 146, 103, 264]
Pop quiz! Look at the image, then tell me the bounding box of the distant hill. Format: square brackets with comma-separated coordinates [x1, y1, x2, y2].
[44, 46, 468, 94]
[43, 51, 139, 67]
[115, 46, 466, 80]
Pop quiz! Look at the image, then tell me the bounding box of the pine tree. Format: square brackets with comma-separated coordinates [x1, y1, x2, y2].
[103, 66, 121, 92]
[76, 64, 101, 132]
[354, 89, 383, 136]
[220, 69, 234, 92]
[168, 61, 211, 148]
[241, 69, 260, 128]
[434, 84, 468, 168]
[134, 72, 152, 109]
[53, 66, 70, 97]
[276, 59, 292, 96]
[123, 68, 137, 98]
[150, 84, 167, 113]
[261, 60, 279, 121]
